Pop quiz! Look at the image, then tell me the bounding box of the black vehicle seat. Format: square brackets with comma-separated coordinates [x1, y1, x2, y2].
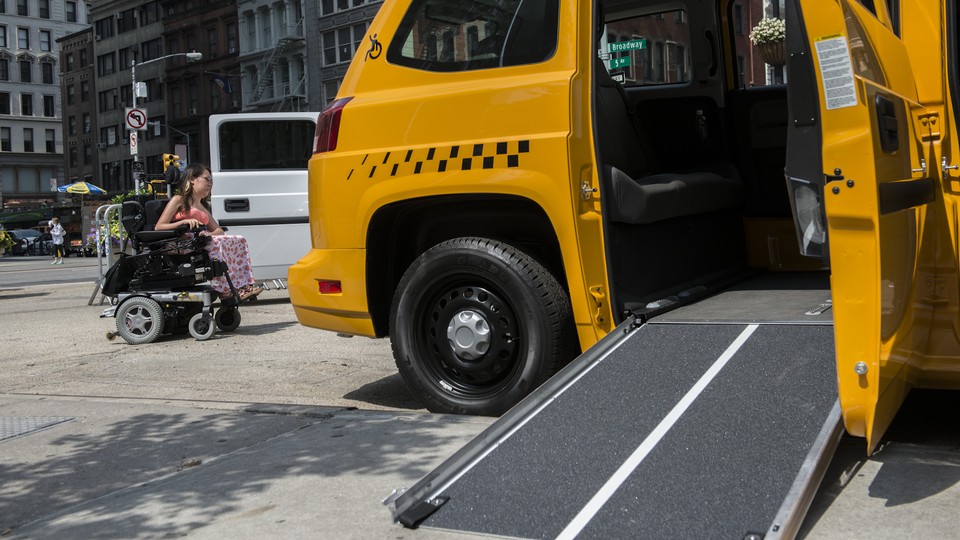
[594, 56, 743, 224]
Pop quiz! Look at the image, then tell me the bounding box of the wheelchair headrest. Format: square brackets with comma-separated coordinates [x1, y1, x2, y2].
[121, 200, 147, 237]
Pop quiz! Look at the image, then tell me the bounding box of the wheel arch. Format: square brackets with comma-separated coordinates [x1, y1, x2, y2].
[366, 194, 566, 337]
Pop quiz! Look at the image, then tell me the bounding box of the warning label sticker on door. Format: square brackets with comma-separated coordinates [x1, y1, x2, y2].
[815, 36, 858, 110]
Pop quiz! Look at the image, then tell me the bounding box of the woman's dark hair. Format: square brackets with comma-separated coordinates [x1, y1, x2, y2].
[177, 163, 212, 214]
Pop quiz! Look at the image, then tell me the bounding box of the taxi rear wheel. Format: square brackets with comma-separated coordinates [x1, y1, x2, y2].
[390, 237, 576, 416]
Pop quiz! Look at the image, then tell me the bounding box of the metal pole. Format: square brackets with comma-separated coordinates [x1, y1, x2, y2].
[131, 59, 140, 195]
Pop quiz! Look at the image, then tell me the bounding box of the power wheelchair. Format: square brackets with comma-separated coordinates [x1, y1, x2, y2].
[100, 196, 244, 344]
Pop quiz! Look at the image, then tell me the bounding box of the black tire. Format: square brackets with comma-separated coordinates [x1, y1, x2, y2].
[116, 297, 164, 345]
[390, 237, 576, 415]
[215, 306, 241, 332]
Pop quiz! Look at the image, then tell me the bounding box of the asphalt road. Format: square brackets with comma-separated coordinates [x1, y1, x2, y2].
[0, 254, 422, 411]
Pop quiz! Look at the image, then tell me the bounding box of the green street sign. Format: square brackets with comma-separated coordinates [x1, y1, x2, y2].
[610, 56, 632, 69]
[608, 39, 646, 52]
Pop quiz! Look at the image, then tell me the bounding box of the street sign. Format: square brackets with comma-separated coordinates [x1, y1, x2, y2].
[129, 131, 138, 155]
[610, 56, 632, 69]
[132, 161, 144, 173]
[125, 107, 148, 131]
[608, 39, 646, 52]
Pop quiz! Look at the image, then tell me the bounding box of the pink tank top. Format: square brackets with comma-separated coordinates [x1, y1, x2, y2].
[173, 207, 210, 225]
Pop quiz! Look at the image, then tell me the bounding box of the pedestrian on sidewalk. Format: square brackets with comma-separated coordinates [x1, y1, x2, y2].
[50, 217, 65, 264]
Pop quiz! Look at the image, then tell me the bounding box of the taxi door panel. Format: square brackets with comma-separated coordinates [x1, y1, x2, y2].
[795, 0, 936, 453]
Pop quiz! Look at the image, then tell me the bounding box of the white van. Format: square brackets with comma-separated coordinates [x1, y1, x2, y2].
[208, 113, 317, 282]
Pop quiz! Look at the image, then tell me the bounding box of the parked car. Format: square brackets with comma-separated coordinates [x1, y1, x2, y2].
[66, 233, 93, 257]
[6, 229, 41, 256]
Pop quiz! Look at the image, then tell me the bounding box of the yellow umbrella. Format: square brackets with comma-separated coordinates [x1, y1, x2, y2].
[57, 181, 107, 195]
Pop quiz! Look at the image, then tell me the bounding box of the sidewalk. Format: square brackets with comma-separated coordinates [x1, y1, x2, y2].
[3, 391, 960, 539]
[1, 394, 493, 539]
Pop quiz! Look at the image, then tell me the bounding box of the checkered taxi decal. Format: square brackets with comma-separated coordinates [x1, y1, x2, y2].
[349, 140, 530, 180]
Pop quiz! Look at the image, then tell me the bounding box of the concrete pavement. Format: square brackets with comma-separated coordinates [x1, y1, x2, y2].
[1, 267, 959, 538]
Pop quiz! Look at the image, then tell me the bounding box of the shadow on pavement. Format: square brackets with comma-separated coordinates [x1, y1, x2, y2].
[344, 373, 425, 411]
[2, 408, 479, 537]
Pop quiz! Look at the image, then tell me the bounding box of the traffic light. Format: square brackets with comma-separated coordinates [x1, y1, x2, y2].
[163, 153, 182, 188]
[162, 153, 181, 170]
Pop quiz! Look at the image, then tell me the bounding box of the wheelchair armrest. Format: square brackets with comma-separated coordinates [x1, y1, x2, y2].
[135, 230, 180, 243]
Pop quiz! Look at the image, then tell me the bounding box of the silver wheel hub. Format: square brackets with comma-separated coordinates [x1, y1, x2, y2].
[126, 307, 152, 334]
[446, 310, 491, 361]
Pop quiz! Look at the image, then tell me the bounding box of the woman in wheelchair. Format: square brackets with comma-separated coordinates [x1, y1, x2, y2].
[155, 163, 263, 301]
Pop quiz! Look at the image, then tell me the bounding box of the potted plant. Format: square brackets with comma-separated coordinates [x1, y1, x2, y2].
[750, 17, 786, 66]
[0, 229, 14, 255]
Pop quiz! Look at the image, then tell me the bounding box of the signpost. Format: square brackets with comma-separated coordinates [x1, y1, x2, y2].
[609, 57, 632, 69]
[608, 38, 646, 52]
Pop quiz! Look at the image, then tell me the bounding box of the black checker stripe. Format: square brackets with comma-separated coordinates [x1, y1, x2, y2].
[356, 140, 530, 179]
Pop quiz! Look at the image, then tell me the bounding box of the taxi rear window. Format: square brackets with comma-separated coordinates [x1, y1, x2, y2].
[387, 0, 560, 72]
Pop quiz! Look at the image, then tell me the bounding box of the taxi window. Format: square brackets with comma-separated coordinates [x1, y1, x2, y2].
[387, 0, 560, 71]
[602, 10, 692, 87]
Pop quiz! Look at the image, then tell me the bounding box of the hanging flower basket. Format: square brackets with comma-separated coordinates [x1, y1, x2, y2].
[757, 40, 786, 66]
[750, 18, 786, 66]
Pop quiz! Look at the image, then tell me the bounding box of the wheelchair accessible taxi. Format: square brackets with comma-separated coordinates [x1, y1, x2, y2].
[100, 196, 245, 344]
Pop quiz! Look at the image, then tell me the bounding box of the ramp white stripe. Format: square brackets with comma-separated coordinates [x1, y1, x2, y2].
[556, 324, 759, 540]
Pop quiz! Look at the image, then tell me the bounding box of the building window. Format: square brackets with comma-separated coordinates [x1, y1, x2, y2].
[41, 62, 53, 84]
[79, 49, 87, 67]
[39, 30, 51, 51]
[322, 79, 340, 105]
[94, 18, 114, 40]
[45, 129, 55, 152]
[119, 47, 137, 70]
[1, 127, 10, 152]
[98, 52, 115, 76]
[65, 1, 77, 22]
[65, 52, 74, 71]
[734, 4, 743, 35]
[18, 27, 29, 49]
[118, 9, 137, 33]
[0, 92, 9, 114]
[21, 94, 33, 115]
[142, 38, 162, 62]
[139, 1, 160, 26]
[23, 128, 33, 152]
[42, 94, 54, 116]
[16, 0, 26, 16]
[227, 22, 238, 53]
[83, 143, 92, 164]
[0, 25, 6, 48]
[38, 0, 49, 18]
[19, 60, 30, 82]
[83, 113, 90, 133]
[67, 85, 75, 105]
[0, 0, 5, 14]
[0, 59, 8, 81]
[80, 80, 88, 101]
[68, 115, 76, 135]
[207, 27, 218, 58]
[69, 146, 78, 166]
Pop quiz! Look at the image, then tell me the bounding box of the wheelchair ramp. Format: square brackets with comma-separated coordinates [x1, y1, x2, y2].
[389, 281, 840, 538]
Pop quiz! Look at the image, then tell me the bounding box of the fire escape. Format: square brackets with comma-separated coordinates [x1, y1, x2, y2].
[250, 17, 305, 105]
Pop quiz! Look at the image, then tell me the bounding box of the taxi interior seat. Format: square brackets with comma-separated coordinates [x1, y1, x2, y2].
[594, 55, 743, 225]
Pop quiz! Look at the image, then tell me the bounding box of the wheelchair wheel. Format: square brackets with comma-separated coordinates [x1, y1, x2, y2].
[215, 306, 241, 332]
[116, 297, 164, 345]
[188, 312, 216, 341]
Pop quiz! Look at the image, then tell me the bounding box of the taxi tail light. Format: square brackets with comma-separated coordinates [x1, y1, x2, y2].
[314, 97, 352, 154]
[317, 280, 342, 294]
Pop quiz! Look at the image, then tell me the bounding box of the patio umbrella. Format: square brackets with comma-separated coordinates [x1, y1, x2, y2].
[57, 181, 107, 195]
